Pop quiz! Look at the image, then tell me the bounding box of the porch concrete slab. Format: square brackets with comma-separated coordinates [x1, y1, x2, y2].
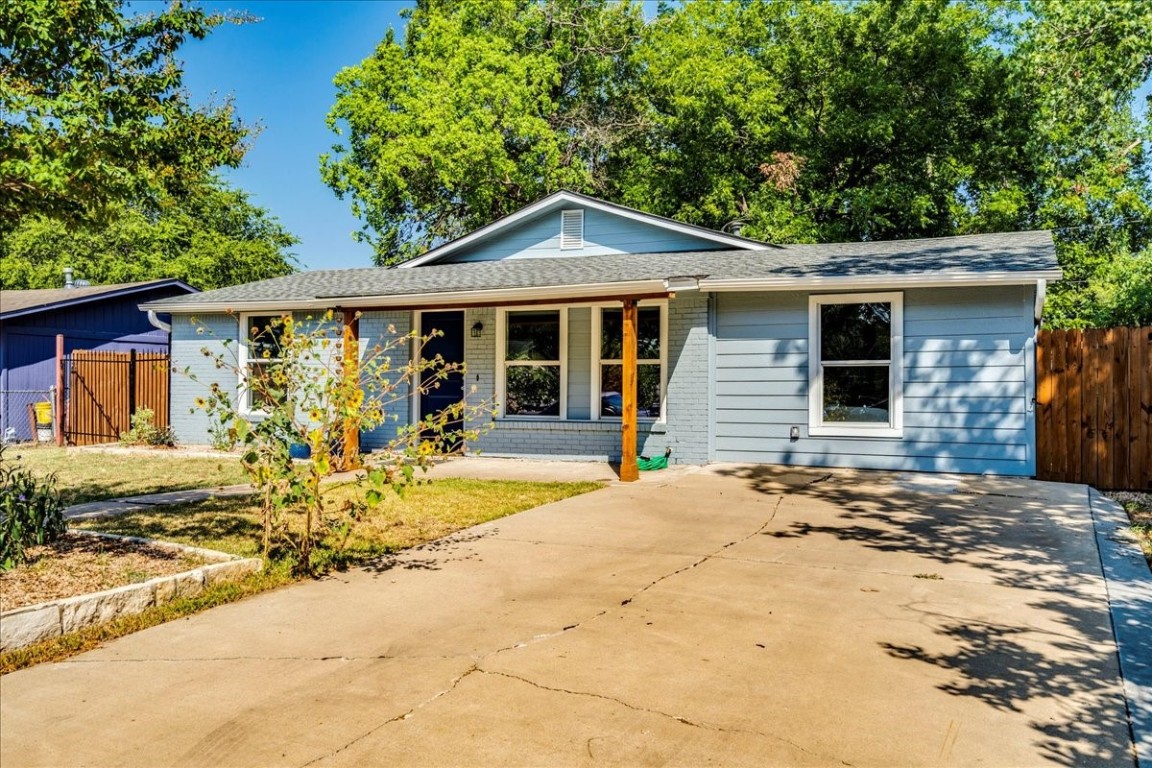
[419, 455, 696, 484]
[1, 467, 1136, 767]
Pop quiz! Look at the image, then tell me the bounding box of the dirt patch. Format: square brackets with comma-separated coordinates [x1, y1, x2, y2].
[0, 533, 209, 612]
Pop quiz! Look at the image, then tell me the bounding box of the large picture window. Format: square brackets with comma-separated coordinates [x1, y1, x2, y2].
[239, 314, 287, 414]
[500, 310, 565, 417]
[594, 305, 665, 421]
[808, 293, 903, 437]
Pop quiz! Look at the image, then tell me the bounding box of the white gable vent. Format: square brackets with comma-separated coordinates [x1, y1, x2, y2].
[560, 209, 584, 250]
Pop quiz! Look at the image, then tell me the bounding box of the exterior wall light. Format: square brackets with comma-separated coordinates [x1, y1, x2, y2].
[471, 321, 484, 338]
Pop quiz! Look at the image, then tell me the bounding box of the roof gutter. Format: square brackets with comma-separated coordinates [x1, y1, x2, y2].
[699, 270, 1063, 292]
[146, 310, 171, 333]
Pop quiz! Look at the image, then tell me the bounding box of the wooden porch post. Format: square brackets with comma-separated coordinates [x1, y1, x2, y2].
[341, 311, 361, 471]
[620, 299, 639, 482]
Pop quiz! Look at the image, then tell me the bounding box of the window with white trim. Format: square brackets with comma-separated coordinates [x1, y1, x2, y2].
[239, 314, 288, 413]
[594, 305, 665, 420]
[808, 293, 903, 437]
[501, 310, 565, 417]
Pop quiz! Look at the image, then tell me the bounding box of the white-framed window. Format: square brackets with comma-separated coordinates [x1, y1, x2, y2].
[238, 313, 288, 415]
[591, 302, 667, 422]
[496, 308, 567, 418]
[808, 292, 903, 437]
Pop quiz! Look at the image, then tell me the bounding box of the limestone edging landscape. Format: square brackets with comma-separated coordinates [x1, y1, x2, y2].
[1, 530, 262, 652]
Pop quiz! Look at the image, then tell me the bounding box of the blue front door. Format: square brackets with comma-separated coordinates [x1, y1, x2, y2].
[419, 311, 465, 447]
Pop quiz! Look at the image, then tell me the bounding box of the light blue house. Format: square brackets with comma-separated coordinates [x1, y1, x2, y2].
[142, 191, 1060, 477]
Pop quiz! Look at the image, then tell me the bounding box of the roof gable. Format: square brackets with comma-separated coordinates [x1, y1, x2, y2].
[398, 190, 766, 268]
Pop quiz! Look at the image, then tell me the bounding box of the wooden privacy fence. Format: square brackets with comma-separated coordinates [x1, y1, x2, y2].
[65, 350, 170, 445]
[1036, 327, 1151, 490]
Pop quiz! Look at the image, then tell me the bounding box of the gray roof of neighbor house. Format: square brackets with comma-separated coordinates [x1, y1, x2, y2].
[140, 230, 1060, 312]
[2, 279, 198, 319]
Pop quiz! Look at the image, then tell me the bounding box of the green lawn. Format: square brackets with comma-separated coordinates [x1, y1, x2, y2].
[74, 478, 604, 564]
[5, 446, 250, 505]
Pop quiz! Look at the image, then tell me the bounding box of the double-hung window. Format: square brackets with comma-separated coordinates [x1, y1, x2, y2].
[808, 293, 903, 437]
[501, 310, 565, 417]
[240, 314, 287, 414]
[594, 305, 666, 421]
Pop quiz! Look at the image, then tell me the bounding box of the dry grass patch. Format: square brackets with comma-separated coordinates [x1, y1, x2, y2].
[1107, 491, 1152, 570]
[0, 533, 210, 611]
[10, 446, 249, 506]
[76, 478, 604, 565]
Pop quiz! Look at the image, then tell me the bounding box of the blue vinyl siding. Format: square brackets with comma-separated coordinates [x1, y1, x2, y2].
[711, 286, 1036, 475]
[443, 207, 728, 262]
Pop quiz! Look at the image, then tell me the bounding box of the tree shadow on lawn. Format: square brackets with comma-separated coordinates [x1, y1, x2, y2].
[716, 464, 1135, 768]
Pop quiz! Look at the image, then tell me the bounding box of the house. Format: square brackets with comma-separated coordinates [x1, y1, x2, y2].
[142, 191, 1060, 480]
[0, 276, 198, 441]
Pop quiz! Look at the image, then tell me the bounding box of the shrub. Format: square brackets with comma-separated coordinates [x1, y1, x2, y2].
[0, 446, 66, 570]
[119, 408, 175, 447]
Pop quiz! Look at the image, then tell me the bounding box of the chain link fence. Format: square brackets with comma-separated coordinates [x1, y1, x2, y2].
[0, 388, 56, 444]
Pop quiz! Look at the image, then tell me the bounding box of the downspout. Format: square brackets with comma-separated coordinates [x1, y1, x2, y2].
[1033, 279, 1047, 327]
[147, 310, 172, 333]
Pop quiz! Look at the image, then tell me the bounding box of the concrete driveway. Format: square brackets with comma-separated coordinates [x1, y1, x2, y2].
[0, 465, 1135, 767]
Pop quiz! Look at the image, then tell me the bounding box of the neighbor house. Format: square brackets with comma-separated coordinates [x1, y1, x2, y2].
[0, 276, 198, 441]
[142, 191, 1060, 479]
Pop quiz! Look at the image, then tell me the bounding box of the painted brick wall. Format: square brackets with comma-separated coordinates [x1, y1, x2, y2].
[169, 313, 235, 446]
[360, 311, 413, 452]
[458, 297, 710, 463]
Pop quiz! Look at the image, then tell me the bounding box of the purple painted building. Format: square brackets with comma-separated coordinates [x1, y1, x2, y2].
[0, 278, 198, 441]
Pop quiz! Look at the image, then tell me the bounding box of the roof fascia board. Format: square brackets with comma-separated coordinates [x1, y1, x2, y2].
[399, 191, 765, 268]
[1, 279, 198, 320]
[699, 270, 1063, 292]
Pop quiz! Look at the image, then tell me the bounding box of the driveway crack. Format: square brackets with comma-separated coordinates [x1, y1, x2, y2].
[481, 667, 852, 765]
[298, 662, 481, 767]
[620, 497, 782, 607]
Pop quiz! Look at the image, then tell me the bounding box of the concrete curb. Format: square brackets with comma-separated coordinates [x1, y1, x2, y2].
[1088, 488, 1152, 768]
[64, 485, 256, 520]
[1, 530, 262, 652]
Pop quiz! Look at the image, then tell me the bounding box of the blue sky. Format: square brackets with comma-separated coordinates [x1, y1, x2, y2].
[178, 1, 411, 271]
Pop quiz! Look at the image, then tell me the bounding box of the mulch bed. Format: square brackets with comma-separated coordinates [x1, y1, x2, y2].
[0, 533, 209, 612]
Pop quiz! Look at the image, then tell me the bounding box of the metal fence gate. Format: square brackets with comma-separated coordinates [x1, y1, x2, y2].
[65, 350, 170, 445]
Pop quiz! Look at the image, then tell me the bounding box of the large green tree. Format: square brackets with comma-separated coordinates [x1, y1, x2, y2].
[0, 0, 249, 231]
[322, 0, 646, 264]
[325, 0, 1151, 326]
[0, 179, 297, 291]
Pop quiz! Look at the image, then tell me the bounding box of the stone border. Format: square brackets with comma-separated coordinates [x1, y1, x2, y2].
[1088, 489, 1152, 768]
[1, 530, 262, 652]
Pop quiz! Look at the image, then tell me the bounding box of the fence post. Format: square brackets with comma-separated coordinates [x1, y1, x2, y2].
[128, 349, 137, 426]
[55, 334, 65, 446]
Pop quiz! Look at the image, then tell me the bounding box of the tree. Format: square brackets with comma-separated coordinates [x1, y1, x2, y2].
[325, 0, 1151, 326]
[187, 312, 495, 573]
[322, 0, 647, 265]
[0, 0, 249, 231]
[0, 179, 298, 291]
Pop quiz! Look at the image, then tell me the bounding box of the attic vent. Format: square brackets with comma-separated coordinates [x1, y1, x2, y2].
[560, 209, 584, 250]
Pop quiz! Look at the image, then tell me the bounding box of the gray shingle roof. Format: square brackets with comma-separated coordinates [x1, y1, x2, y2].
[141, 230, 1058, 311]
[1, 279, 196, 317]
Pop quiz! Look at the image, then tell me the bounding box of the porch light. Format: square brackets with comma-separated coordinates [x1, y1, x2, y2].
[471, 321, 484, 338]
